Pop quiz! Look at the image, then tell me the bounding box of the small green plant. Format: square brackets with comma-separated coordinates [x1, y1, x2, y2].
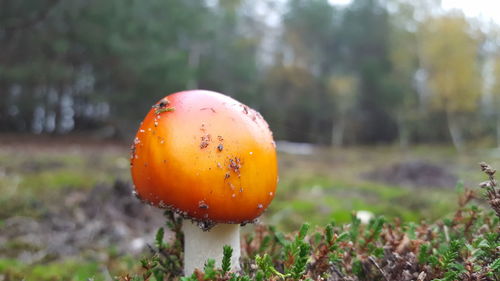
[221, 245, 233, 274]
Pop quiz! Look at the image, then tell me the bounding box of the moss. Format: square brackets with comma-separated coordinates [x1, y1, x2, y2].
[31, 261, 101, 281]
[20, 170, 95, 190]
[269, 172, 457, 230]
[0, 259, 102, 281]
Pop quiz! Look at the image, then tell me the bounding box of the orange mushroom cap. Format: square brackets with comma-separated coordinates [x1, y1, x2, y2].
[130, 90, 278, 226]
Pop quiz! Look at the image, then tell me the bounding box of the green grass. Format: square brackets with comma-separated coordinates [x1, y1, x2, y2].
[0, 258, 103, 281]
[1, 141, 499, 279]
[0, 253, 142, 280]
[266, 174, 457, 229]
[0, 143, 486, 228]
[20, 169, 94, 190]
[0, 145, 129, 217]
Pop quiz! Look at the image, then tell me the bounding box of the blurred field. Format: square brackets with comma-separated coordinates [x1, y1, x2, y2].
[1, 136, 500, 279]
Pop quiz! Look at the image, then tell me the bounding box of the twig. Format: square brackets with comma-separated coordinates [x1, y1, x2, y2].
[330, 263, 346, 281]
[416, 271, 427, 281]
[368, 256, 389, 281]
[146, 243, 156, 254]
[443, 225, 450, 242]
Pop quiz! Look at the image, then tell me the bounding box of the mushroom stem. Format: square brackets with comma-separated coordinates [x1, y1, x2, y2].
[183, 221, 241, 275]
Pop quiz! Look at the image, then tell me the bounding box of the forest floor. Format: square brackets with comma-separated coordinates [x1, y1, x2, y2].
[1, 135, 499, 280]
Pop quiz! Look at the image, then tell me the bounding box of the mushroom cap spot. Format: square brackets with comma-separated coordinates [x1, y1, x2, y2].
[130, 90, 278, 223]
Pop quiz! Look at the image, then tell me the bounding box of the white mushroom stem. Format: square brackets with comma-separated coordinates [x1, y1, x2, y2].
[182, 221, 241, 275]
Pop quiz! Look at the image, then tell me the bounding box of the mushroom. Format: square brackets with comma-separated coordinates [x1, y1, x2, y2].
[130, 90, 278, 274]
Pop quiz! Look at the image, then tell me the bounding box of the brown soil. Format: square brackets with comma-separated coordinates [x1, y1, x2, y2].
[363, 161, 458, 188]
[0, 180, 166, 263]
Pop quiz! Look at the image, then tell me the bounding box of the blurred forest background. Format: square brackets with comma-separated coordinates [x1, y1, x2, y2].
[3, 0, 500, 279]
[2, 0, 500, 149]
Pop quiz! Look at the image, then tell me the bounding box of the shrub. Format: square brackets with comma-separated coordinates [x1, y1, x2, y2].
[121, 163, 500, 281]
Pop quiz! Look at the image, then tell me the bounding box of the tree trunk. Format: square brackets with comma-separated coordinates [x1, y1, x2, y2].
[331, 113, 345, 147]
[397, 111, 409, 148]
[446, 111, 463, 151]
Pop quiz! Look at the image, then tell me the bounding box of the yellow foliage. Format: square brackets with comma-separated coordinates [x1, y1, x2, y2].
[420, 12, 481, 113]
[326, 75, 358, 112]
[327, 75, 357, 98]
[492, 56, 500, 104]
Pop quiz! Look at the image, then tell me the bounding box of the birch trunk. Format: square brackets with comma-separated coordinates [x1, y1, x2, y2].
[331, 114, 345, 147]
[397, 111, 409, 148]
[446, 111, 463, 151]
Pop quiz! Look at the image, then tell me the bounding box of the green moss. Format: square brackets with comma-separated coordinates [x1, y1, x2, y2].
[31, 261, 101, 281]
[268, 173, 457, 231]
[0, 258, 103, 281]
[20, 170, 94, 190]
[0, 258, 23, 272]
